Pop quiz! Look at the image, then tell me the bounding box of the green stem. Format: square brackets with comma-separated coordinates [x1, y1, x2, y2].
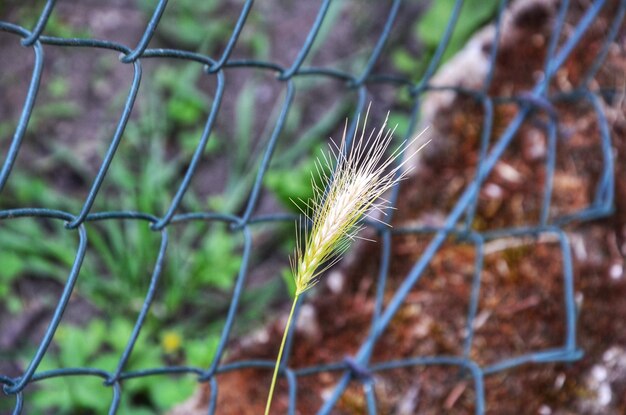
[265, 293, 300, 415]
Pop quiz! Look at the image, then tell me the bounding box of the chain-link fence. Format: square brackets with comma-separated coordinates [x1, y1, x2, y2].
[1, 0, 624, 413]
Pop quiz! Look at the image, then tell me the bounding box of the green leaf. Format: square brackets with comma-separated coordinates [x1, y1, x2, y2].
[29, 377, 73, 412]
[84, 320, 108, 355]
[265, 145, 332, 213]
[186, 335, 219, 367]
[128, 343, 162, 369]
[107, 318, 134, 352]
[418, 0, 456, 47]
[416, 0, 500, 63]
[150, 376, 197, 410]
[391, 48, 421, 75]
[66, 376, 112, 413]
[387, 113, 411, 139]
[0, 251, 24, 281]
[234, 81, 256, 173]
[6, 296, 22, 313]
[280, 267, 297, 298]
[47, 77, 70, 99]
[167, 97, 204, 126]
[193, 226, 242, 290]
[180, 128, 220, 155]
[249, 31, 270, 59]
[57, 325, 92, 367]
[91, 353, 119, 372]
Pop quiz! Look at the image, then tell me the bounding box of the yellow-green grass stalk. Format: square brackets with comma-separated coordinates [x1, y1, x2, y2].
[264, 109, 428, 414]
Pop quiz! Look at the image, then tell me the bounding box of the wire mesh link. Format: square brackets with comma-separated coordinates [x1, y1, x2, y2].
[0, 0, 624, 413]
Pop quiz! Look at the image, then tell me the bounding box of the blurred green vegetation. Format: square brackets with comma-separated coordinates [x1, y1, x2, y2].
[137, 0, 270, 59]
[31, 320, 219, 414]
[0, 76, 246, 413]
[0, 1, 342, 412]
[392, 0, 500, 79]
[389, 0, 501, 138]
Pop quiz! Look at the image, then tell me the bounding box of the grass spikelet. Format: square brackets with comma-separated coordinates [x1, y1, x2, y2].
[264, 107, 429, 414]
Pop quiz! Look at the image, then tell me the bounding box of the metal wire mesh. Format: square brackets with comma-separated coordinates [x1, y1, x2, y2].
[0, 0, 624, 413]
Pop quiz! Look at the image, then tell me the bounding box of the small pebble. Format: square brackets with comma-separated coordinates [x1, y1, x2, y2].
[483, 183, 504, 199]
[609, 263, 623, 280]
[554, 373, 565, 390]
[592, 365, 608, 382]
[326, 270, 345, 294]
[538, 404, 551, 415]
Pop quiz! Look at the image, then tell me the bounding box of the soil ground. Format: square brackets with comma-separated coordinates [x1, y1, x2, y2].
[1, 0, 625, 414]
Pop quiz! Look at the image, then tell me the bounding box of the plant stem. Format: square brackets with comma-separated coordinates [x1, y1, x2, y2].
[265, 293, 299, 415]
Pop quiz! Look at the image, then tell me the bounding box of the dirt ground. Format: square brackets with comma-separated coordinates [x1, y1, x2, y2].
[1, 0, 625, 414]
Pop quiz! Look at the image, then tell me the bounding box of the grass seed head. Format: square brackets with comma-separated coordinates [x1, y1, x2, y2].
[265, 107, 428, 415]
[292, 107, 429, 295]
